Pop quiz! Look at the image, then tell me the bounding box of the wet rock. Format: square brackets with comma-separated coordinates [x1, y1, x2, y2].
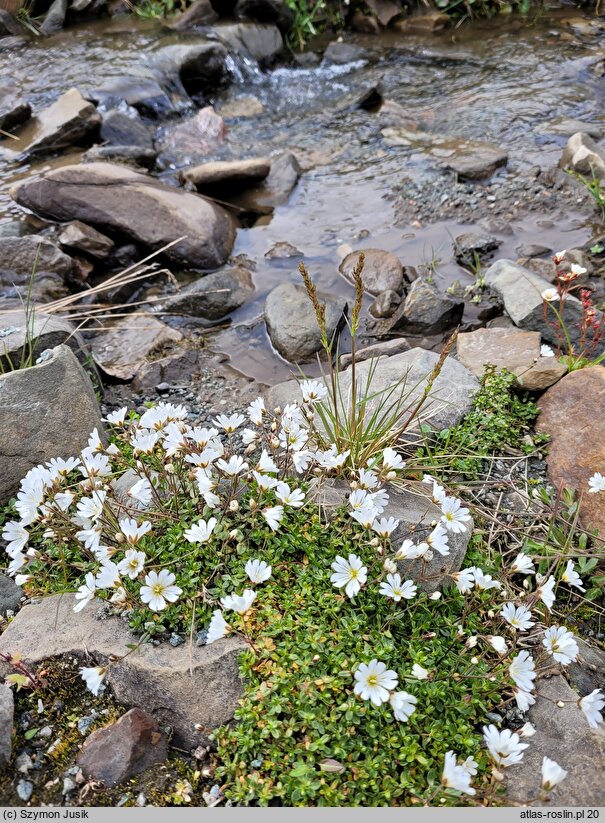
[0, 574, 23, 616]
[161, 266, 254, 320]
[0, 36, 28, 51]
[58, 221, 114, 259]
[82, 144, 157, 168]
[369, 289, 401, 318]
[11, 162, 236, 269]
[443, 141, 508, 180]
[149, 42, 228, 97]
[339, 248, 404, 296]
[0, 309, 90, 372]
[0, 84, 31, 133]
[169, 0, 218, 29]
[268, 347, 478, 437]
[323, 41, 367, 65]
[567, 639, 605, 697]
[13, 88, 100, 159]
[228, 151, 300, 214]
[364, 0, 400, 26]
[456, 327, 567, 390]
[355, 83, 384, 112]
[395, 278, 463, 335]
[211, 22, 283, 64]
[516, 243, 551, 258]
[0, 594, 247, 749]
[16, 780, 33, 802]
[338, 336, 410, 369]
[560, 131, 605, 179]
[157, 105, 226, 162]
[351, 9, 380, 33]
[218, 94, 263, 119]
[264, 282, 347, 362]
[0, 9, 25, 36]
[91, 313, 182, 381]
[235, 0, 293, 33]
[85, 77, 176, 119]
[77, 708, 168, 788]
[99, 109, 154, 150]
[478, 216, 513, 235]
[182, 157, 270, 192]
[377, 100, 420, 131]
[40, 0, 67, 35]
[536, 366, 605, 538]
[504, 676, 605, 807]
[0, 345, 103, 504]
[0, 235, 73, 279]
[484, 259, 595, 349]
[132, 342, 206, 392]
[453, 231, 501, 267]
[264, 241, 302, 259]
[395, 12, 449, 32]
[541, 119, 603, 140]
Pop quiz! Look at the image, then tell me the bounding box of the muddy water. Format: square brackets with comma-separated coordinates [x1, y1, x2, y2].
[1, 11, 604, 383]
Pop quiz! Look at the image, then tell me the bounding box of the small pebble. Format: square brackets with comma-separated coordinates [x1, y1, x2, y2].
[169, 633, 184, 647]
[196, 629, 208, 647]
[136, 793, 147, 807]
[77, 716, 94, 735]
[17, 779, 33, 802]
[15, 752, 33, 773]
[63, 777, 76, 795]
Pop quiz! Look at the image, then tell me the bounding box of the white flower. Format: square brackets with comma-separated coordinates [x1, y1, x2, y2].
[372, 517, 400, 538]
[370, 489, 389, 514]
[118, 549, 146, 580]
[2, 521, 29, 557]
[131, 431, 159, 455]
[95, 561, 121, 589]
[514, 689, 536, 712]
[263, 505, 284, 531]
[7, 552, 26, 576]
[278, 425, 308, 451]
[541, 757, 568, 791]
[570, 263, 587, 276]
[588, 472, 605, 493]
[509, 651, 536, 693]
[276, 482, 305, 508]
[537, 575, 556, 611]
[350, 507, 379, 530]
[390, 691, 417, 722]
[411, 663, 429, 680]
[542, 626, 579, 665]
[300, 379, 328, 402]
[241, 428, 258, 445]
[188, 427, 220, 449]
[358, 468, 379, 490]
[119, 518, 152, 545]
[245, 559, 272, 584]
[542, 288, 559, 302]
[487, 636, 508, 654]
[395, 539, 428, 560]
[256, 450, 278, 474]
[349, 489, 373, 512]
[423, 475, 446, 505]
[440, 497, 471, 533]
[73, 573, 96, 613]
[247, 397, 265, 425]
[80, 666, 107, 696]
[184, 518, 217, 544]
[76, 526, 102, 553]
[14, 574, 31, 586]
[140, 569, 182, 612]
[473, 568, 501, 590]
[128, 477, 153, 507]
[501, 603, 534, 631]
[511, 552, 535, 575]
[110, 586, 128, 606]
[482, 725, 529, 767]
[462, 756, 478, 777]
[216, 455, 248, 476]
[206, 610, 230, 644]
[253, 471, 278, 491]
[195, 470, 220, 508]
[540, 344, 555, 357]
[353, 659, 398, 706]
[139, 402, 187, 430]
[293, 450, 314, 473]
[163, 422, 189, 457]
[520, 722, 536, 737]
[561, 560, 585, 592]
[15, 479, 45, 526]
[315, 446, 350, 470]
[80, 452, 111, 479]
[46, 456, 81, 478]
[379, 574, 416, 602]
[221, 589, 256, 615]
[330, 554, 367, 599]
[579, 689, 604, 729]
[53, 492, 74, 512]
[442, 751, 476, 795]
[382, 447, 405, 472]
[76, 491, 107, 523]
[451, 568, 475, 594]
[427, 523, 449, 556]
[104, 407, 128, 425]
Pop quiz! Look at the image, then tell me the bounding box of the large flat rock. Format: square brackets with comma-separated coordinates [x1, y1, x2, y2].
[0, 594, 246, 749]
[536, 366, 605, 539]
[11, 162, 236, 269]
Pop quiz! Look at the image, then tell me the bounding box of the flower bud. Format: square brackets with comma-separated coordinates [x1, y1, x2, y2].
[270, 421, 278, 432]
[470, 656, 479, 665]
[383, 559, 397, 574]
[165, 463, 174, 474]
[386, 471, 397, 481]
[270, 437, 280, 449]
[229, 500, 239, 512]
[369, 537, 380, 547]
[466, 635, 478, 648]
[429, 591, 441, 600]
[248, 498, 257, 510]
[115, 532, 125, 543]
[229, 529, 239, 540]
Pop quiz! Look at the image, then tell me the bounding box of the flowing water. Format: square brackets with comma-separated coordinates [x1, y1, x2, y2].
[1, 10, 604, 383]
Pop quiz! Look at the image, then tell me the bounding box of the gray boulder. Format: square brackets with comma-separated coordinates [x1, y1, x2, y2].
[99, 109, 154, 150]
[339, 248, 404, 296]
[228, 151, 300, 214]
[211, 22, 283, 64]
[0, 10, 25, 36]
[235, 0, 293, 32]
[323, 41, 367, 65]
[0, 309, 90, 372]
[11, 162, 236, 269]
[0, 574, 22, 616]
[182, 157, 271, 191]
[85, 77, 176, 119]
[0, 235, 73, 278]
[0, 84, 31, 133]
[0, 684, 14, 767]
[14, 88, 100, 159]
[567, 638, 605, 697]
[484, 259, 599, 349]
[58, 221, 115, 259]
[168, 0, 219, 29]
[339, 336, 410, 369]
[0, 345, 103, 504]
[82, 145, 157, 169]
[264, 282, 347, 362]
[161, 266, 254, 320]
[454, 231, 501, 267]
[395, 278, 463, 334]
[148, 41, 228, 97]
[267, 347, 478, 436]
[39, 0, 67, 34]
[0, 594, 247, 749]
[443, 141, 508, 180]
[560, 132, 605, 180]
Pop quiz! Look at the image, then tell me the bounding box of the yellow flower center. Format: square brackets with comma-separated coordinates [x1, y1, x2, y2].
[152, 583, 164, 595]
[367, 675, 378, 687]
